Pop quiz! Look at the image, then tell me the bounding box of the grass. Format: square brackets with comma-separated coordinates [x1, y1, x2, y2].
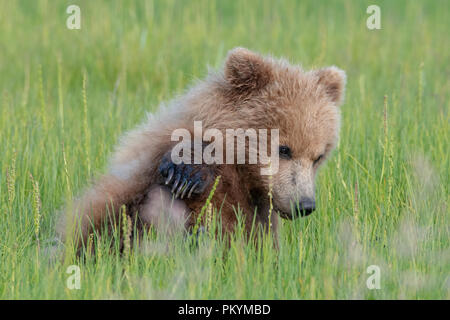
[0, 0, 448, 299]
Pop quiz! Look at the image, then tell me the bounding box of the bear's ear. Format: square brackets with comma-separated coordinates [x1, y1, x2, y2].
[224, 47, 272, 92]
[315, 66, 346, 105]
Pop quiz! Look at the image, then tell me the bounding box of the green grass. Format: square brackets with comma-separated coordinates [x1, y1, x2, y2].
[0, 0, 449, 299]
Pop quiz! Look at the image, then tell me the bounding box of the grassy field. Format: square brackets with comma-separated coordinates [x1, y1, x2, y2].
[0, 0, 448, 299]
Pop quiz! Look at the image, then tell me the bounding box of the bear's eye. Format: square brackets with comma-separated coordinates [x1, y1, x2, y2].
[314, 154, 324, 165]
[279, 145, 292, 159]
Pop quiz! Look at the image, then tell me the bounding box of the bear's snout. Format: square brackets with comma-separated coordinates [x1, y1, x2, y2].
[294, 198, 316, 218]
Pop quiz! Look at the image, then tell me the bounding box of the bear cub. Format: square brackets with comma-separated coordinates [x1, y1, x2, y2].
[58, 48, 346, 250]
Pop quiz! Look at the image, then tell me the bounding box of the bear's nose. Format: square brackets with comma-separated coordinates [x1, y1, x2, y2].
[296, 199, 316, 217]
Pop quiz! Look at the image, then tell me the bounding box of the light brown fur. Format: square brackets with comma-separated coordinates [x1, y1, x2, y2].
[57, 48, 346, 250]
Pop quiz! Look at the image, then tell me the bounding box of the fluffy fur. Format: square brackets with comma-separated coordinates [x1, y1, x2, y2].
[57, 47, 346, 249]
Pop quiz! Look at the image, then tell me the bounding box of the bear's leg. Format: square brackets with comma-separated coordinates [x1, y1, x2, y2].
[139, 184, 190, 235]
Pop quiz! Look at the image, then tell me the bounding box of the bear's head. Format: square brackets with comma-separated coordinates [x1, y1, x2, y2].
[222, 48, 346, 219]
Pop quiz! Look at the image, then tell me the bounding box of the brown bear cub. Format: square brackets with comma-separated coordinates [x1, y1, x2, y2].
[58, 48, 346, 250]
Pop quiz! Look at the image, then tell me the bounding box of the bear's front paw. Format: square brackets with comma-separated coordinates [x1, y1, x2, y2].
[158, 152, 214, 199]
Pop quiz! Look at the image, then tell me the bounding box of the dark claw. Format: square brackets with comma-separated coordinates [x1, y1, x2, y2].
[158, 155, 172, 176]
[181, 180, 193, 199]
[160, 147, 213, 200]
[165, 167, 174, 185]
[188, 181, 200, 198]
[171, 173, 181, 193]
[175, 179, 187, 198]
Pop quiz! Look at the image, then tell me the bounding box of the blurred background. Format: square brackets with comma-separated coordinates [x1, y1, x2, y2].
[0, 0, 448, 299]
